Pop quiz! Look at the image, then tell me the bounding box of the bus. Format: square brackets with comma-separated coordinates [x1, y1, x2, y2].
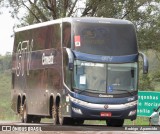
[11, 17, 148, 127]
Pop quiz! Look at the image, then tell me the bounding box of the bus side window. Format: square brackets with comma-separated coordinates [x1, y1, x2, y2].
[63, 22, 71, 48]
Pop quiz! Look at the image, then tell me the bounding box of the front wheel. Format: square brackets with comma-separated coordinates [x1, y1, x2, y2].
[58, 102, 67, 125]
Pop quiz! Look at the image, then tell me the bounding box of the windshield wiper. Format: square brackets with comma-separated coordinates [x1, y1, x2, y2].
[116, 89, 135, 96]
[78, 88, 98, 94]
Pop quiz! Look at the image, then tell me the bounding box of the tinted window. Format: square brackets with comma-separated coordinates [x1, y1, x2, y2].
[63, 22, 71, 48]
[73, 22, 138, 56]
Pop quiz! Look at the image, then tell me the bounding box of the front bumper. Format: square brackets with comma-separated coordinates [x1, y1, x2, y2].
[70, 95, 137, 120]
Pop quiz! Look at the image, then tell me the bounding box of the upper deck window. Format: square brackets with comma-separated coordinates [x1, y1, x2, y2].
[73, 22, 138, 56]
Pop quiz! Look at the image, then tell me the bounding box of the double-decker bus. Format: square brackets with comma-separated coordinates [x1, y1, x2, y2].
[11, 17, 148, 126]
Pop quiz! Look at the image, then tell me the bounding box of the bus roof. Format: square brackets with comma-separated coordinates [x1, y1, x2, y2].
[69, 17, 132, 24]
[15, 17, 133, 33]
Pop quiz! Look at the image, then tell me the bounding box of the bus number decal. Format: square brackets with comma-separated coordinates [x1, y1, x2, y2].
[16, 39, 33, 77]
[74, 35, 81, 47]
[42, 53, 54, 65]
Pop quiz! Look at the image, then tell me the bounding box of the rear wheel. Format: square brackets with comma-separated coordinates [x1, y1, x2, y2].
[58, 102, 68, 125]
[22, 101, 32, 123]
[20, 105, 24, 123]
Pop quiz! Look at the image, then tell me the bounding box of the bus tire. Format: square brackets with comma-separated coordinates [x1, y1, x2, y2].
[58, 103, 65, 125]
[22, 100, 32, 123]
[52, 104, 58, 125]
[20, 105, 24, 123]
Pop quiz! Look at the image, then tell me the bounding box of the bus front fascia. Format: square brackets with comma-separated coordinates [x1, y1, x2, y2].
[63, 49, 149, 120]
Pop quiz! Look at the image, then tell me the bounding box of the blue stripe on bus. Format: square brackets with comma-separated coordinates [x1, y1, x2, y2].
[70, 92, 137, 104]
[72, 51, 138, 63]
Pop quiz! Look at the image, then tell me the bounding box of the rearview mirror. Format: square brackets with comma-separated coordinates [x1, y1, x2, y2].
[139, 52, 149, 74]
[68, 63, 74, 70]
[66, 48, 74, 71]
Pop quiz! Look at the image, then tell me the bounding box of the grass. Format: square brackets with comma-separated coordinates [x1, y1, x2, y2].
[0, 71, 19, 121]
[84, 117, 149, 126]
[124, 117, 149, 125]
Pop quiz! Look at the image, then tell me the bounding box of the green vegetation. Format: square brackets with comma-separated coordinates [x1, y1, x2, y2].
[124, 117, 149, 126]
[84, 117, 149, 125]
[139, 50, 160, 91]
[0, 53, 19, 120]
[0, 71, 19, 120]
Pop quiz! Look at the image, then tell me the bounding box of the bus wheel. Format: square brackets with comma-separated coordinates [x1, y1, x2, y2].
[22, 101, 32, 123]
[20, 105, 24, 123]
[107, 119, 124, 127]
[52, 105, 58, 125]
[58, 103, 67, 125]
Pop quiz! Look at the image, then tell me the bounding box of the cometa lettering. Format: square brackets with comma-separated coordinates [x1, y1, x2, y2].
[99, 94, 113, 98]
[42, 53, 54, 65]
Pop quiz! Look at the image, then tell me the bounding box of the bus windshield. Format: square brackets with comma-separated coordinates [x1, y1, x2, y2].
[73, 60, 138, 94]
[73, 22, 137, 56]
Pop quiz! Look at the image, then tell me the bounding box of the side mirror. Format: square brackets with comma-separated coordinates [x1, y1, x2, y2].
[66, 48, 74, 71]
[68, 63, 74, 70]
[139, 52, 148, 74]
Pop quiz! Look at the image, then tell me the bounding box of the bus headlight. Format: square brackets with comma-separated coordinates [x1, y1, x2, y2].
[125, 101, 137, 107]
[128, 110, 137, 116]
[72, 107, 82, 115]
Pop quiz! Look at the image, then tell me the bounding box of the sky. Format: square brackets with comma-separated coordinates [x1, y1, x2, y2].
[0, 9, 14, 55]
[0, 1, 85, 56]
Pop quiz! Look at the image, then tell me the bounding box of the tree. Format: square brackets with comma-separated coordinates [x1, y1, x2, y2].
[7, 0, 86, 25]
[83, 0, 160, 51]
[0, 53, 12, 73]
[6, 0, 160, 50]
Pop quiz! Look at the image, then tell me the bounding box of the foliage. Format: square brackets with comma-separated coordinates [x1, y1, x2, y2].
[0, 53, 18, 120]
[2, 0, 159, 51]
[0, 53, 12, 73]
[0, 71, 18, 120]
[84, 0, 160, 51]
[139, 73, 154, 91]
[6, 0, 86, 26]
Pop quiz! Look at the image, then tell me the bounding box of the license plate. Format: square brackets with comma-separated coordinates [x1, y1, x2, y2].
[100, 112, 112, 117]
